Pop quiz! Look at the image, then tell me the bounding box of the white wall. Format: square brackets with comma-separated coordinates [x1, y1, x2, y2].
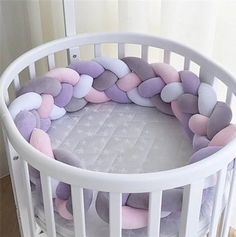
[0, 1, 32, 177]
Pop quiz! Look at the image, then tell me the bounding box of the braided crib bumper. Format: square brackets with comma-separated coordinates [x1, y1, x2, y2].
[8, 56, 236, 229]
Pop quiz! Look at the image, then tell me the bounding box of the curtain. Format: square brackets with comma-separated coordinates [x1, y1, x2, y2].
[1, 0, 236, 226]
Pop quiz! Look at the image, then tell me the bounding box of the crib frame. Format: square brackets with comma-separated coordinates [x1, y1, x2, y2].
[1, 1, 236, 237]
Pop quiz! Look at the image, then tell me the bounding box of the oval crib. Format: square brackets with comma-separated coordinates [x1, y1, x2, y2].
[0, 1, 236, 237]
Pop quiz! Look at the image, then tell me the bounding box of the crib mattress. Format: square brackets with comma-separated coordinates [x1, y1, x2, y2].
[48, 101, 193, 173]
[34, 102, 212, 237]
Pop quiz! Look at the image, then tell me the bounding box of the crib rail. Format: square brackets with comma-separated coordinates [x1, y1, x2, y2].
[1, 32, 236, 237]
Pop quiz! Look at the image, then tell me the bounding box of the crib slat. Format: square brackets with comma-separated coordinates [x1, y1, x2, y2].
[148, 191, 162, 237]
[29, 63, 36, 80]
[184, 58, 190, 70]
[94, 44, 102, 57]
[71, 186, 86, 237]
[199, 67, 215, 85]
[179, 180, 204, 237]
[221, 161, 236, 237]
[109, 192, 122, 237]
[118, 43, 125, 59]
[21, 159, 36, 237]
[226, 88, 233, 106]
[13, 74, 20, 91]
[4, 90, 10, 105]
[141, 45, 148, 62]
[163, 50, 171, 64]
[47, 54, 56, 70]
[208, 167, 227, 237]
[40, 175, 56, 237]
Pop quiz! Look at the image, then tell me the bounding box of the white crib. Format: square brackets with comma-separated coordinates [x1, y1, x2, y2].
[0, 1, 236, 237]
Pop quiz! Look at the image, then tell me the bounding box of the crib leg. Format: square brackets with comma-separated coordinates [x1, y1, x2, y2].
[2, 129, 36, 237]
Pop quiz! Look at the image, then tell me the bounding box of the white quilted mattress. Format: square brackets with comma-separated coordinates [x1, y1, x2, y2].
[48, 102, 193, 173]
[34, 102, 214, 237]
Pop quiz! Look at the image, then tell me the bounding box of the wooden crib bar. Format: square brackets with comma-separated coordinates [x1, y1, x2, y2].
[141, 45, 148, 61]
[28, 63, 36, 80]
[179, 180, 204, 237]
[163, 50, 171, 64]
[148, 191, 162, 237]
[199, 67, 215, 85]
[40, 174, 56, 237]
[209, 167, 227, 237]
[221, 162, 236, 237]
[13, 74, 20, 91]
[94, 44, 102, 57]
[71, 186, 86, 237]
[21, 159, 36, 237]
[184, 58, 190, 70]
[109, 192, 122, 237]
[47, 54, 56, 70]
[226, 88, 233, 106]
[118, 43, 125, 59]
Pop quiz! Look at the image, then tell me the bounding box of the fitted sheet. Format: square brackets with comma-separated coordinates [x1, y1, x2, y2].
[48, 102, 193, 173]
[34, 102, 218, 237]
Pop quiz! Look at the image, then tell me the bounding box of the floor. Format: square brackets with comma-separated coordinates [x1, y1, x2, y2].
[0, 175, 236, 237]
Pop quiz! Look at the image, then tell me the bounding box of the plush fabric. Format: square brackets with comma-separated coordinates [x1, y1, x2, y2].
[95, 192, 148, 229]
[127, 88, 154, 107]
[30, 128, 54, 158]
[96, 191, 172, 230]
[209, 124, 236, 146]
[94, 57, 130, 78]
[17, 76, 62, 97]
[177, 94, 198, 114]
[85, 88, 110, 103]
[49, 105, 66, 120]
[189, 146, 222, 188]
[93, 70, 118, 91]
[150, 95, 174, 116]
[64, 97, 88, 112]
[53, 148, 82, 168]
[171, 101, 191, 126]
[189, 146, 222, 164]
[14, 110, 37, 141]
[171, 101, 193, 139]
[37, 94, 54, 118]
[152, 63, 180, 84]
[54, 83, 73, 108]
[73, 74, 93, 99]
[125, 190, 182, 215]
[55, 198, 73, 220]
[68, 60, 104, 78]
[56, 182, 71, 200]
[66, 189, 93, 214]
[40, 118, 51, 132]
[51, 178, 60, 199]
[31, 110, 41, 128]
[207, 102, 232, 140]
[198, 83, 217, 116]
[161, 82, 184, 103]
[138, 77, 165, 98]
[9, 92, 42, 120]
[179, 70, 200, 95]
[122, 206, 148, 229]
[192, 135, 210, 152]
[116, 72, 142, 92]
[105, 84, 132, 103]
[45, 68, 80, 86]
[121, 57, 155, 81]
[189, 114, 209, 136]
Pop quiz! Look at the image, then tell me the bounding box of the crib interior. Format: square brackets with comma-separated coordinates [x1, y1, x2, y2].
[2, 36, 236, 237]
